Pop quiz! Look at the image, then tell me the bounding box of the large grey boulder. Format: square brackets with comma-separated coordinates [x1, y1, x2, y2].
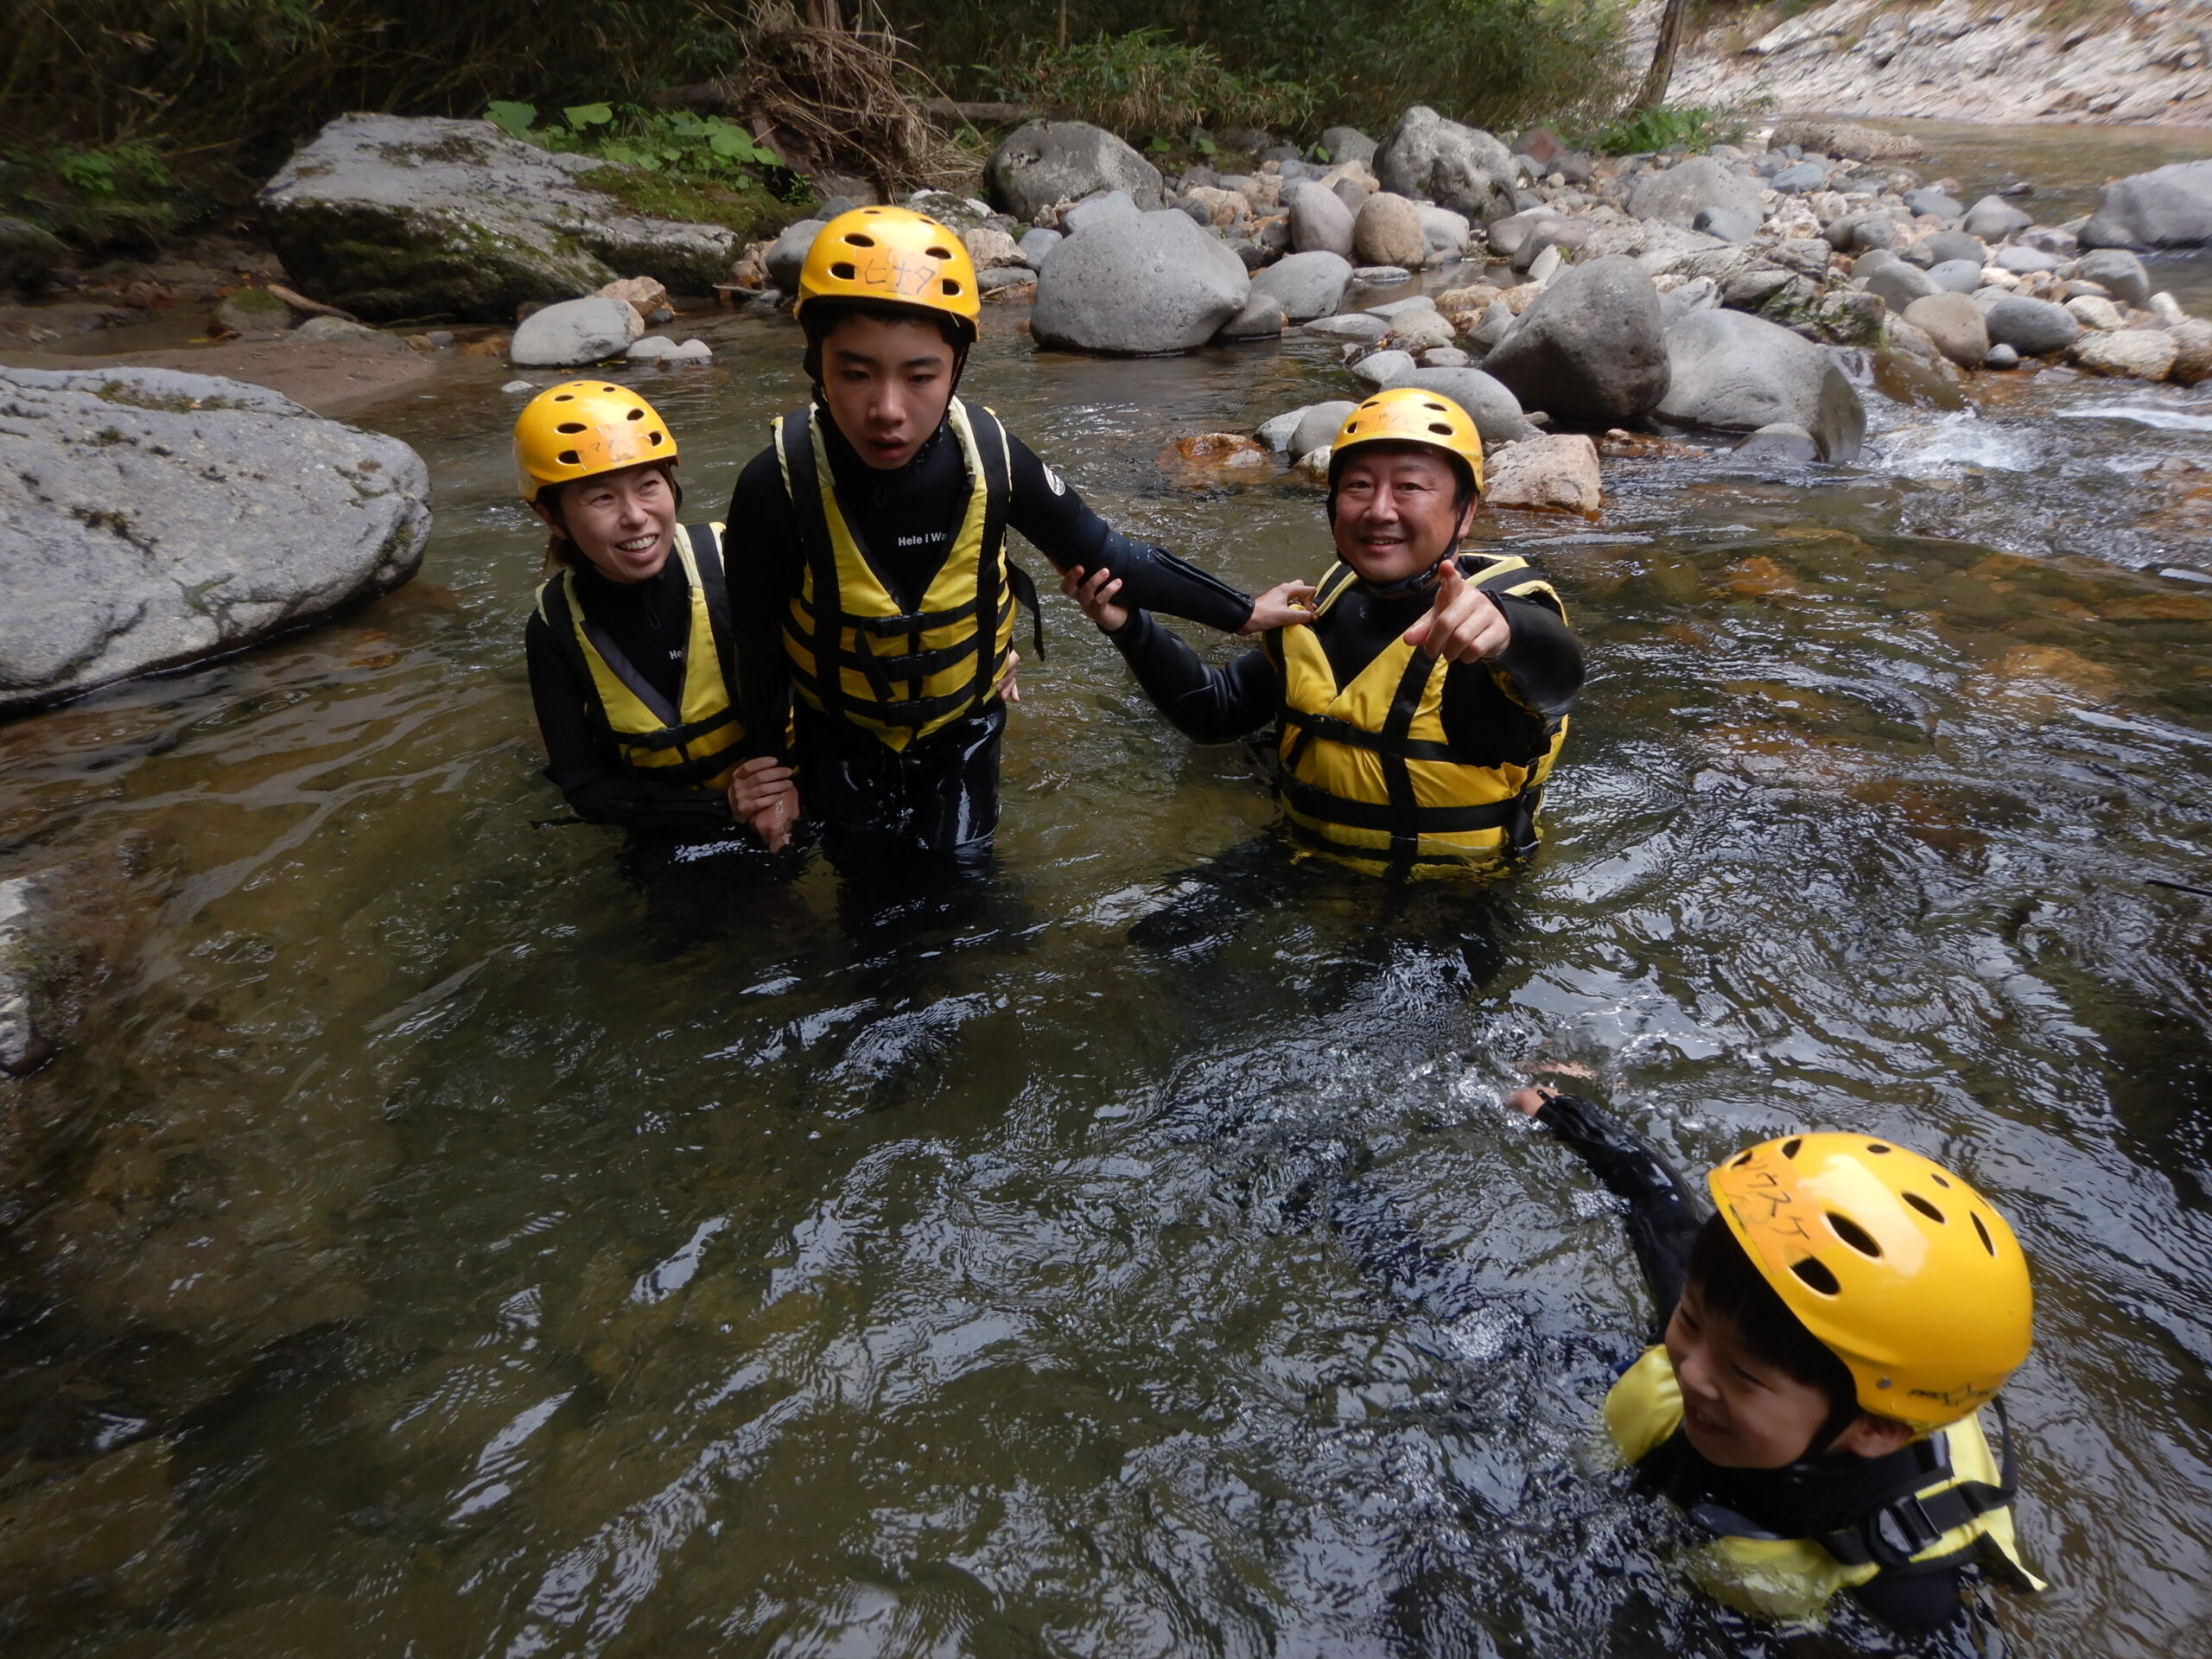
[1374, 106, 1516, 223]
[0, 366, 429, 713]
[1316, 127, 1378, 168]
[1369, 364, 1534, 448]
[1481, 256, 1669, 429]
[986, 121, 1166, 222]
[2076, 247, 2152, 305]
[1983, 294, 2080, 357]
[766, 218, 827, 293]
[257, 114, 739, 322]
[1030, 209, 1249, 354]
[2080, 160, 2212, 250]
[1290, 400, 1358, 458]
[1249, 250, 1352, 322]
[1627, 157, 1763, 232]
[1962, 195, 2032, 242]
[1287, 180, 1356, 257]
[511, 295, 645, 366]
[1656, 309, 1864, 461]
[0, 219, 67, 292]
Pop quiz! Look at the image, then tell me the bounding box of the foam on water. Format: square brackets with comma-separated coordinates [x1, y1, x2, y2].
[1878, 410, 2041, 476]
[2056, 404, 2212, 433]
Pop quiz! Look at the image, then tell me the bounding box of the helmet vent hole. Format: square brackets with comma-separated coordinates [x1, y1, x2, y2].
[648, 432, 664, 446]
[831, 262, 857, 280]
[926, 245, 954, 260]
[1731, 1150, 1754, 1167]
[556, 449, 580, 466]
[1828, 1213, 1883, 1257]
[941, 279, 963, 296]
[1428, 423, 1452, 435]
[1903, 1192, 1945, 1224]
[1866, 1141, 1891, 1154]
[1971, 1212, 1997, 1255]
[1789, 1256, 1842, 1295]
[555, 421, 587, 434]
[626, 408, 644, 421]
[844, 233, 875, 247]
[1782, 1136, 1802, 1159]
[1929, 1171, 1951, 1187]
[552, 392, 574, 402]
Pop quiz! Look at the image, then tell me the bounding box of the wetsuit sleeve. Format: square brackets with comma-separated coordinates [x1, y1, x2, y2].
[525, 613, 735, 832]
[1004, 435, 1255, 633]
[1100, 608, 1278, 744]
[723, 448, 798, 764]
[1532, 1092, 1703, 1327]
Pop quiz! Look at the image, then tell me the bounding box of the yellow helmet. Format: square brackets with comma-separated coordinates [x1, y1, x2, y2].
[796, 206, 980, 341]
[1331, 386, 1485, 493]
[1709, 1134, 2033, 1428]
[513, 381, 677, 504]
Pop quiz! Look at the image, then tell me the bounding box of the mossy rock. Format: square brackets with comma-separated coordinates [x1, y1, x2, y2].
[258, 114, 741, 321]
[213, 286, 293, 334]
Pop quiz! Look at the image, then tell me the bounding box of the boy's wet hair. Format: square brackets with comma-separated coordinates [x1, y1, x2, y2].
[801, 297, 969, 386]
[1688, 1213, 1859, 1419]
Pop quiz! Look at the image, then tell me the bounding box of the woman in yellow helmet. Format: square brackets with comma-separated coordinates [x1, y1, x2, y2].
[1064, 387, 1584, 877]
[517, 380, 796, 861]
[718, 207, 1500, 888]
[1325, 1084, 2043, 1634]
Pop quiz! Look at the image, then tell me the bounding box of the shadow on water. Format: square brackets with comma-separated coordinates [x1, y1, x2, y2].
[1, 124, 2210, 1656]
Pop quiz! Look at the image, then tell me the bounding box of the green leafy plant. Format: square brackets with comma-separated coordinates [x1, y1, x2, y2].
[480, 101, 782, 174]
[0, 139, 175, 245]
[1582, 104, 1718, 155]
[977, 28, 1321, 142]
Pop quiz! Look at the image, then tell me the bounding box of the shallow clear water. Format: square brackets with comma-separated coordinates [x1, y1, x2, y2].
[4, 134, 2212, 1659]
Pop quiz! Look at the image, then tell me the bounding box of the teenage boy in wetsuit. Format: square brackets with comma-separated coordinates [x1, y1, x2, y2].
[1509, 1087, 2043, 1632]
[720, 208, 1509, 874]
[1064, 387, 1584, 877]
[518, 381, 794, 861]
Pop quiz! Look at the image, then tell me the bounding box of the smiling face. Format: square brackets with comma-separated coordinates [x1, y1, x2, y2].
[534, 462, 678, 584]
[817, 310, 960, 470]
[1328, 443, 1477, 587]
[1662, 1281, 1841, 1469]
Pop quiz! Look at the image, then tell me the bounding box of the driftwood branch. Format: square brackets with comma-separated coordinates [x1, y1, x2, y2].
[919, 98, 1039, 125]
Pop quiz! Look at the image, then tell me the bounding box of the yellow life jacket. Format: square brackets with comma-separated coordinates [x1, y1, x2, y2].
[1604, 1345, 2045, 1624]
[533, 521, 746, 792]
[1264, 552, 1569, 877]
[773, 397, 1034, 752]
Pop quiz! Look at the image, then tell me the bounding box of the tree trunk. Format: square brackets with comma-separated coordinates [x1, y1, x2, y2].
[1631, 0, 1690, 113]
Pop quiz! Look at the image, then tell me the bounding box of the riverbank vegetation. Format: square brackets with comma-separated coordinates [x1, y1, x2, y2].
[3, 0, 1630, 256]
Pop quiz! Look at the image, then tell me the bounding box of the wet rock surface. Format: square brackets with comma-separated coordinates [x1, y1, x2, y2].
[987, 120, 1166, 222]
[1481, 255, 1669, 429]
[258, 114, 739, 321]
[1031, 209, 1249, 355]
[0, 365, 429, 711]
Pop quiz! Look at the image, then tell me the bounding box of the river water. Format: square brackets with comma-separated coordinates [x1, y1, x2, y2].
[3, 130, 2211, 1658]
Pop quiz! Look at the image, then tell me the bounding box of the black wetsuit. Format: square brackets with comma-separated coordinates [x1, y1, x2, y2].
[1529, 1093, 1996, 1635]
[1101, 558, 1583, 761]
[725, 404, 1255, 868]
[525, 552, 741, 838]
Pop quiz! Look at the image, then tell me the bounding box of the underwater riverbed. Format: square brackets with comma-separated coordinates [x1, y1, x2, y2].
[3, 130, 2212, 1658]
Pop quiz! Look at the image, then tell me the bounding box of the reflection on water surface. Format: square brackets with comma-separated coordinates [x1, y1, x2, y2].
[3, 127, 2212, 1659]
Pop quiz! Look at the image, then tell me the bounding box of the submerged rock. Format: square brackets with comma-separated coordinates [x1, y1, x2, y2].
[258, 114, 739, 321]
[0, 366, 429, 712]
[1481, 255, 1669, 429]
[987, 120, 1166, 222]
[1030, 209, 1249, 354]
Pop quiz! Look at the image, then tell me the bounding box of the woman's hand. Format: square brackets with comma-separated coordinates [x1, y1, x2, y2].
[1237, 580, 1319, 636]
[996, 648, 1021, 705]
[728, 754, 799, 853]
[1060, 565, 1128, 632]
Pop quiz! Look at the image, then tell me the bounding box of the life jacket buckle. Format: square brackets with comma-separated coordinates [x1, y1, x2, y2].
[1867, 1492, 1946, 1566]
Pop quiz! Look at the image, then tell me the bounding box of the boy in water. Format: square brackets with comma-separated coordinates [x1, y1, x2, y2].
[1511, 1085, 2043, 1632]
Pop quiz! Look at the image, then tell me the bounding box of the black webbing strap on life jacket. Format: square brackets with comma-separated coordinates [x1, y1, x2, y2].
[1815, 1400, 2020, 1573]
[779, 406, 848, 728]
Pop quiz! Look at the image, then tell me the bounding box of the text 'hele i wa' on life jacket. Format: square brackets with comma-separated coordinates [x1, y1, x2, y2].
[1604, 1344, 2045, 1625]
[534, 521, 746, 791]
[1263, 551, 1569, 877]
[773, 397, 1039, 753]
